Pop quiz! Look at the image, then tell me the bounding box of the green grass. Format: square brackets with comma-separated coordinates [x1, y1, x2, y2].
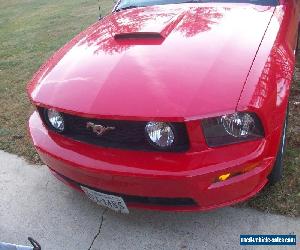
[0, 0, 299, 216]
[0, 0, 113, 163]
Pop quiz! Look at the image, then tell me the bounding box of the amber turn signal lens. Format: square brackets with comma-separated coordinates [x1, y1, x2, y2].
[218, 173, 231, 181]
[216, 163, 260, 183]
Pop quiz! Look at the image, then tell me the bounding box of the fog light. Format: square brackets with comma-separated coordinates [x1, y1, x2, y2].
[46, 109, 64, 132]
[145, 122, 175, 148]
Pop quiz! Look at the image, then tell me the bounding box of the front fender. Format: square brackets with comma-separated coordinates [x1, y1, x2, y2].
[237, 4, 295, 141]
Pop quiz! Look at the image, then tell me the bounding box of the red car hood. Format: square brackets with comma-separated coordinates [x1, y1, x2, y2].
[29, 4, 275, 121]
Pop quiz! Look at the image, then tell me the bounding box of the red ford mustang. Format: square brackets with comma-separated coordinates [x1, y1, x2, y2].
[27, 0, 299, 213]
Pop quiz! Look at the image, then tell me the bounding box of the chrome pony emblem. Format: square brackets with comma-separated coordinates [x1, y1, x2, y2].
[86, 122, 115, 136]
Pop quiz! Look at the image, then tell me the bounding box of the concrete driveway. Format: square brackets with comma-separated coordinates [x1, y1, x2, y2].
[0, 150, 299, 250]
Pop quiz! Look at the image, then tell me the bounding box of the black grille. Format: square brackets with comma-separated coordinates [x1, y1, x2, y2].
[38, 107, 189, 152]
[55, 171, 197, 207]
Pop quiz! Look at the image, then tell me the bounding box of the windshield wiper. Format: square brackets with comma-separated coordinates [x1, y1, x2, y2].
[181, 0, 203, 3]
[115, 5, 141, 12]
[115, 0, 203, 12]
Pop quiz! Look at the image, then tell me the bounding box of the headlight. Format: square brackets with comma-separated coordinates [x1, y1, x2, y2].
[145, 122, 175, 148]
[46, 109, 65, 132]
[201, 112, 264, 147]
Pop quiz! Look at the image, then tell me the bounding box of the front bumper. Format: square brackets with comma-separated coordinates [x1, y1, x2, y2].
[29, 111, 278, 211]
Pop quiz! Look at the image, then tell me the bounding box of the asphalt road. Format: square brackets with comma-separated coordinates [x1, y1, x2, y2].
[0, 150, 299, 250]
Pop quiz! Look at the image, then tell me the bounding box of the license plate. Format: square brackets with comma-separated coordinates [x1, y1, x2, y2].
[81, 186, 129, 214]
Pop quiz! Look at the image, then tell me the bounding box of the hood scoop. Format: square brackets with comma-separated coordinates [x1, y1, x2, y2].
[114, 32, 164, 40]
[111, 9, 185, 42]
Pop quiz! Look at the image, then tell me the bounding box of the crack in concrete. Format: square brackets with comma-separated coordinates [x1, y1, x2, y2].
[45, 180, 49, 192]
[88, 208, 108, 250]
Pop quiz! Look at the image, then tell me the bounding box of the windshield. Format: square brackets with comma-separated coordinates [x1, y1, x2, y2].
[115, 0, 278, 11]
